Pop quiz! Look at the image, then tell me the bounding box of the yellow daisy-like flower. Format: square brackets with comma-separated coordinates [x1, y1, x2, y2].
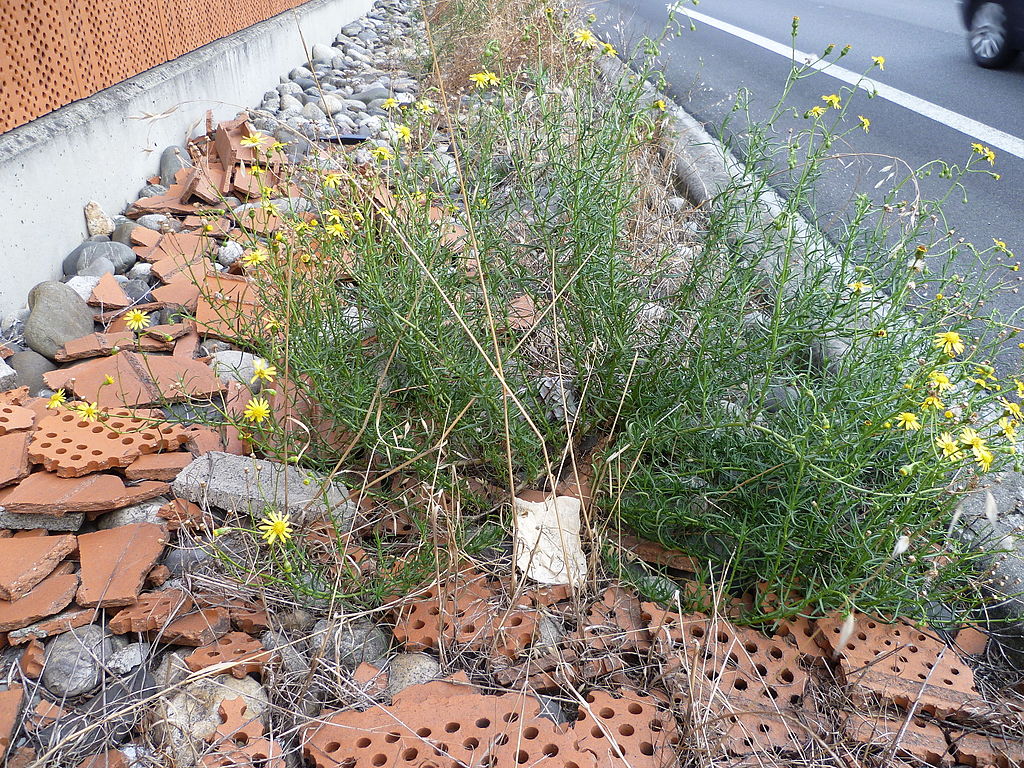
[323, 172, 344, 190]
[1000, 416, 1017, 440]
[652, 99, 667, 111]
[325, 223, 348, 238]
[822, 93, 842, 109]
[933, 330, 965, 357]
[102, 375, 115, 386]
[871, 55, 885, 70]
[971, 143, 996, 165]
[848, 280, 872, 295]
[396, 125, 411, 142]
[959, 427, 985, 450]
[573, 28, 597, 48]
[240, 133, 266, 148]
[382, 97, 399, 109]
[46, 389, 67, 409]
[895, 412, 922, 431]
[994, 238, 1009, 252]
[241, 248, 269, 269]
[1000, 397, 1023, 422]
[975, 447, 995, 472]
[250, 360, 278, 385]
[371, 146, 395, 162]
[602, 42, 617, 57]
[74, 401, 101, 422]
[858, 115, 870, 132]
[258, 510, 293, 546]
[935, 432, 961, 459]
[325, 208, 344, 224]
[921, 395, 944, 410]
[928, 370, 952, 392]
[269, 140, 287, 153]
[807, 105, 826, 118]
[242, 396, 272, 424]
[415, 100, 436, 114]
[124, 309, 150, 332]
[469, 71, 500, 88]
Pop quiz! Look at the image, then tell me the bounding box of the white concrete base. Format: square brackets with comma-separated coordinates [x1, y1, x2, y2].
[0, 0, 372, 314]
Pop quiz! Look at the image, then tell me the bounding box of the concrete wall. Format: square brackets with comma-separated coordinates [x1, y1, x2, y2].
[0, 0, 372, 315]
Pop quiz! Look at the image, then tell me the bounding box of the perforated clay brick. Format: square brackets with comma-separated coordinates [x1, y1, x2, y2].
[185, 632, 275, 678]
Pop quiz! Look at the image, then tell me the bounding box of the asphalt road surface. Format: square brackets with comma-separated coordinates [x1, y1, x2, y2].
[593, 0, 1024, 370]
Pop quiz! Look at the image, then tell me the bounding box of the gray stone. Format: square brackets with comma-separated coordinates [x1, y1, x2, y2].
[261, 630, 309, 675]
[23, 281, 96, 361]
[78, 256, 115, 278]
[277, 82, 303, 96]
[164, 542, 214, 576]
[111, 221, 138, 246]
[0, 509, 83, 531]
[127, 261, 153, 281]
[84, 200, 115, 236]
[311, 618, 389, 670]
[159, 145, 191, 187]
[311, 42, 338, 62]
[96, 497, 168, 529]
[172, 452, 358, 526]
[341, 98, 367, 113]
[107, 642, 150, 675]
[150, 674, 268, 768]
[279, 93, 303, 112]
[43, 625, 113, 698]
[534, 615, 565, 651]
[216, 241, 244, 267]
[64, 275, 102, 301]
[122, 279, 151, 304]
[154, 649, 192, 689]
[0, 359, 14, 390]
[210, 350, 263, 390]
[352, 86, 391, 103]
[138, 183, 168, 199]
[302, 102, 328, 121]
[289, 66, 314, 80]
[64, 240, 135, 276]
[318, 93, 346, 115]
[534, 694, 570, 723]
[386, 652, 439, 697]
[136, 214, 181, 232]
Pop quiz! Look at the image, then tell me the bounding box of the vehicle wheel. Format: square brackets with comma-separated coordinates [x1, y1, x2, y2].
[969, 1, 1018, 68]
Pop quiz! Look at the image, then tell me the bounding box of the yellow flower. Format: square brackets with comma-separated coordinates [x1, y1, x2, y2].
[959, 428, 985, 450]
[325, 223, 348, 238]
[241, 248, 269, 268]
[975, 447, 994, 472]
[871, 55, 885, 70]
[250, 360, 277, 385]
[382, 97, 399, 109]
[848, 280, 872, 295]
[325, 208, 344, 224]
[323, 172, 344, 190]
[242, 396, 272, 424]
[807, 105, 826, 118]
[896, 412, 922, 431]
[971, 143, 996, 165]
[102, 375, 115, 386]
[602, 42, 617, 56]
[1016, 379, 1024, 397]
[574, 28, 597, 48]
[240, 133, 266, 148]
[415, 100, 436, 114]
[46, 389, 67, 409]
[936, 432, 961, 459]
[249, 164, 266, 178]
[933, 331, 965, 357]
[258, 510, 293, 546]
[858, 115, 870, 132]
[74, 401, 101, 422]
[396, 125, 411, 142]
[269, 140, 287, 153]
[1000, 417, 1017, 440]
[469, 71, 500, 88]
[371, 146, 395, 162]
[928, 370, 952, 392]
[124, 309, 150, 332]
[994, 238, 1009, 252]
[921, 395, 944, 410]
[944, 409, 955, 419]
[1000, 397, 1023, 422]
[652, 99, 667, 111]
[822, 93, 842, 109]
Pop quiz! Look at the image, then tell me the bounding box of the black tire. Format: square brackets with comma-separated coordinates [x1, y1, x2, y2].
[969, 1, 1019, 68]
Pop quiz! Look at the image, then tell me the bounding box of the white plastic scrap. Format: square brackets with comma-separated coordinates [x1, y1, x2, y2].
[513, 494, 586, 585]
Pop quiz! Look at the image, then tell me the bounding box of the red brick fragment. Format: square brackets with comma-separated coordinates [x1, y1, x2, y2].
[145, 564, 171, 587]
[0, 571, 79, 631]
[0, 405, 34, 435]
[159, 607, 231, 646]
[0, 471, 168, 516]
[24, 699, 67, 732]
[0, 431, 31, 489]
[19, 639, 44, 678]
[109, 589, 192, 634]
[353, 662, 388, 698]
[843, 712, 950, 765]
[955, 626, 989, 656]
[7, 607, 94, 645]
[952, 728, 1024, 767]
[185, 631, 274, 678]
[0, 686, 23, 755]
[124, 451, 192, 481]
[157, 498, 208, 530]
[88, 273, 131, 309]
[77, 750, 130, 768]
[56, 331, 172, 362]
[6, 747, 36, 768]
[76, 523, 167, 607]
[0, 534, 76, 600]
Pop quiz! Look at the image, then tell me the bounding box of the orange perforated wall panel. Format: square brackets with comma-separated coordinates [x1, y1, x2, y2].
[0, 0, 313, 134]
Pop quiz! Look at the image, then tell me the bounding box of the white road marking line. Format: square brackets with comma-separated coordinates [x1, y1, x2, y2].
[679, 6, 1024, 161]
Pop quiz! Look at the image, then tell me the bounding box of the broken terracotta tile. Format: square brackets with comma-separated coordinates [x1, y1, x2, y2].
[76, 523, 167, 607]
[0, 344, 12, 360]
[507, 294, 537, 331]
[55, 331, 173, 362]
[88, 273, 131, 309]
[843, 712, 950, 765]
[0, 405, 35, 435]
[43, 351, 222, 408]
[11, 529, 48, 538]
[172, 330, 201, 360]
[0, 571, 79, 631]
[18, 639, 44, 678]
[0, 686, 24, 755]
[145, 564, 171, 587]
[123, 451, 193, 481]
[952, 728, 1024, 767]
[29, 407, 189, 477]
[151, 280, 200, 310]
[159, 607, 231, 646]
[157, 498, 208, 530]
[193, 272, 261, 340]
[955, 626, 989, 656]
[0, 431, 31, 489]
[0, 471, 168, 516]
[24, 699, 66, 733]
[0, 535, 76, 601]
[7, 607, 94, 645]
[76, 749, 131, 768]
[352, 662, 388, 698]
[185, 631, 274, 678]
[5, 747, 36, 768]
[143, 323, 192, 343]
[109, 589, 192, 634]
